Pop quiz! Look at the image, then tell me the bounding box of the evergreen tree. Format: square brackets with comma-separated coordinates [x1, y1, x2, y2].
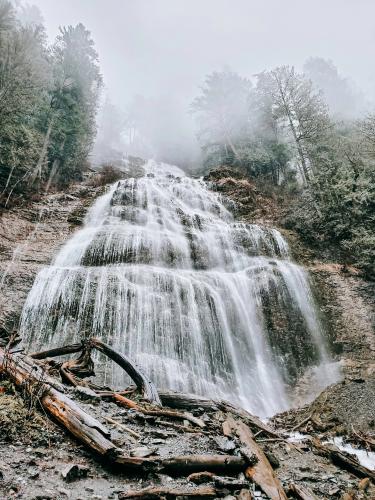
[47, 23, 102, 187]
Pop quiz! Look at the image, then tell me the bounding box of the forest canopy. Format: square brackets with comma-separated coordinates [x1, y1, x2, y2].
[0, 0, 102, 206]
[190, 67, 375, 279]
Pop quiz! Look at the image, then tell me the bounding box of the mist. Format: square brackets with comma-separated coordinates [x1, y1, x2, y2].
[30, 0, 375, 167]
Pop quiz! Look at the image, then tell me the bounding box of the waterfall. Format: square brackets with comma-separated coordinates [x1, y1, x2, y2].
[19, 160, 338, 417]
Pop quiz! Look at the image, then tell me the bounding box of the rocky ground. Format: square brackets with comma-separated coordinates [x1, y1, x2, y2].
[0, 164, 374, 499]
[1, 373, 374, 500]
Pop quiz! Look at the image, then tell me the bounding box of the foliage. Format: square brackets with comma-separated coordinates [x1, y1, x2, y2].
[91, 164, 123, 187]
[193, 66, 375, 279]
[0, 1, 102, 207]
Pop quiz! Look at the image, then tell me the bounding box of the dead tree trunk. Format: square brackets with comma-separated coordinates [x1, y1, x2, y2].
[225, 415, 287, 500]
[90, 338, 161, 406]
[29, 338, 161, 406]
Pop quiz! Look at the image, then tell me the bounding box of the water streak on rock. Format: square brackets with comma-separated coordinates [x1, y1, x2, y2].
[20, 161, 337, 416]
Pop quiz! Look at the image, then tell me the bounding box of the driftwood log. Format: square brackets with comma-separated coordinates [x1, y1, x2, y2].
[113, 393, 205, 429]
[118, 485, 218, 499]
[225, 415, 287, 500]
[30, 338, 161, 406]
[90, 338, 161, 406]
[313, 439, 375, 482]
[288, 482, 318, 500]
[159, 390, 284, 440]
[0, 346, 247, 475]
[160, 455, 246, 474]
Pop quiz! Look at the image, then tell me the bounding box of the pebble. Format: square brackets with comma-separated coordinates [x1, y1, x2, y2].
[57, 488, 70, 497]
[129, 447, 157, 458]
[28, 470, 39, 480]
[328, 486, 340, 495]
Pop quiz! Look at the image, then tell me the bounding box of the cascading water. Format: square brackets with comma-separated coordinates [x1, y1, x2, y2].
[20, 160, 338, 417]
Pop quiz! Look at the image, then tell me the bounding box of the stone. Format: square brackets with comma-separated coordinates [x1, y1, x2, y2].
[358, 477, 370, 491]
[34, 448, 46, 457]
[150, 439, 165, 445]
[28, 470, 39, 480]
[74, 386, 100, 401]
[213, 436, 236, 452]
[57, 488, 70, 497]
[129, 447, 157, 458]
[328, 486, 340, 496]
[263, 449, 280, 469]
[61, 464, 89, 482]
[237, 490, 253, 500]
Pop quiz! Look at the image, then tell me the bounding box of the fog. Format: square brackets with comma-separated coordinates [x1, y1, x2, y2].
[31, 0, 375, 166]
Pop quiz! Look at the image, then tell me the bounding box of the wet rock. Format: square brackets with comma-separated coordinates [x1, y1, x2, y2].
[150, 438, 165, 445]
[57, 488, 70, 497]
[213, 436, 236, 452]
[34, 447, 46, 457]
[328, 486, 340, 496]
[129, 447, 157, 458]
[28, 469, 39, 479]
[33, 489, 55, 499]
[61, 464, 89, 482]
[74, 386, 101, 401]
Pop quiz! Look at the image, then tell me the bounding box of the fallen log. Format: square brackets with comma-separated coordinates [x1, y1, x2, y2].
[225, 415, 287, 500]
[7, 351, 67, 393]
[0, 347, 119, 458]
[30, 343, 83, 359]
[158, 391, 219, 411]
[313, 439, 375, 482]
[160, 454, 246, 474]
[30, 339, 161, 406]
[0, 347, 248, 476]
[288, 482, 318, 500]
[90, 338, 161, 406]
[219, 400, 283, 440]
[113, 393, 205, 428]
[118, 485, 218, 499]
[158, 390, 283, 440]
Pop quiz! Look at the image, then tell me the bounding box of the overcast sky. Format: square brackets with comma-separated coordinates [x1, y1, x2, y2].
[32, 0, 375, 108]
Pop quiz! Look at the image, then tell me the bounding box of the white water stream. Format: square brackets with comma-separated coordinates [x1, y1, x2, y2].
[20, 160, 339, 416]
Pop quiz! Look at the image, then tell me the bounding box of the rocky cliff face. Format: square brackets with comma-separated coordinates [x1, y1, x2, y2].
[0, 165, 374, 499]
[205, 165, 375, 433]
[0, 181, 104, 338]
[2, 165, 374, 397]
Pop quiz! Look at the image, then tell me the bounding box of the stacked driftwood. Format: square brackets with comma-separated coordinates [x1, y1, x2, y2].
[1, 337, 374, 499]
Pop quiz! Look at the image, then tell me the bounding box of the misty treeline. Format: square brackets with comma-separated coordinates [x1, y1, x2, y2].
[190, 65, 374, 278]
[0, 0, 102, 207]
